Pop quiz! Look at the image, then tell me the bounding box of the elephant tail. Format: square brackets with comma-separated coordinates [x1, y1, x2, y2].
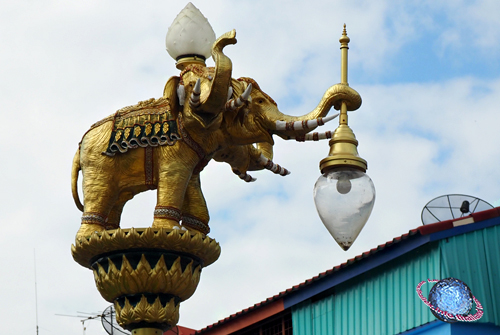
[71, 148, 84, 212]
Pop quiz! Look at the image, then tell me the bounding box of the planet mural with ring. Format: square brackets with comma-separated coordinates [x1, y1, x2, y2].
[416, 278, 484, 322]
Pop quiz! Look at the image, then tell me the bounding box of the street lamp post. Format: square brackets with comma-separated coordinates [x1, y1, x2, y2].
[313, 25, 376, 251]
[71, 5, 375, 334]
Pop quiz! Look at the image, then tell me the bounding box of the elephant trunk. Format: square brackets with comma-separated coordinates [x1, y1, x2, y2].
[229, 142, 271, 183]
[250, 142, 290, 176]
[197, 30, 236, 114]
[268, 83, 362, 139]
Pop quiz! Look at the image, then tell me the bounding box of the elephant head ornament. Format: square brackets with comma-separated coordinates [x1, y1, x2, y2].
[72, 30, 361, 240]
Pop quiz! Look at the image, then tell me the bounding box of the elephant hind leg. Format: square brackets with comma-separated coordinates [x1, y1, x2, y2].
[75, 191, 133, 240]
[181, 174, 210, 235]
[106, 192, 134, 228]
[75, 212, 108, 241]
[182, 214, 210, 235]
[76, 192, 134, 239]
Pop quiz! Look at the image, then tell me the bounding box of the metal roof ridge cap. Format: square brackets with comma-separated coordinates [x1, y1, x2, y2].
[418, 206, 500, 236]
[429, 213, 500, 241]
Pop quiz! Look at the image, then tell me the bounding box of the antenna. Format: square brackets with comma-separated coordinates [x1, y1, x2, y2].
[421, 194, 493, 225]
[34, 249, 39, 335]
[101, 305, 130, 335]
[56, 311, 105, 335]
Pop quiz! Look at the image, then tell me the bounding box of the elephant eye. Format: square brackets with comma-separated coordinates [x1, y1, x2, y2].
[258, 99, 264, 104]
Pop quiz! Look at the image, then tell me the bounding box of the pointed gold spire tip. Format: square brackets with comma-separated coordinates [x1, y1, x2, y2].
[340, 24, 350, 45]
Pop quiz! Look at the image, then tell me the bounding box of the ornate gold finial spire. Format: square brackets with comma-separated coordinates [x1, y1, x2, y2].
[318, 25, 367, 174]
[339, 25, 350, 125]
[339, 24, 350, 86]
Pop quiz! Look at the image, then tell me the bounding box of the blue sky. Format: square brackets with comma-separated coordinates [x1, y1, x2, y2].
[377, 32, 500, 84]
[1, 1, 500, 334]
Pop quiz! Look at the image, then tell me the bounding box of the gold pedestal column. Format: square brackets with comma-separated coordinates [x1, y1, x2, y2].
[72, 227, 220, 332]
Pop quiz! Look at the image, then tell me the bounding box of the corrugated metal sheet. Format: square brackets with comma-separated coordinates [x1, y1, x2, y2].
[439, 224, 500, 327]
[483, 225, 500, 325]
[197, 211, 500, 335]
[292, 225, 500, 335]
[292, 243, 441, 335]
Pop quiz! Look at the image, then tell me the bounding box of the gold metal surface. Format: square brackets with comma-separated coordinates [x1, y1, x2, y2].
[175, 56, 206, 70]
[340, 24, 350, 87]
[132, 328, 165, 335]
[115, 295, 179, 329]
[72, 24, 370, 332]
[72, 227, 220, 269]
[72, 30, 358, 241]
[94, 253, 200, 302]
[319, 25, 368, 174]
[72, 227, 220, 330]
[94, 255, 201, 302]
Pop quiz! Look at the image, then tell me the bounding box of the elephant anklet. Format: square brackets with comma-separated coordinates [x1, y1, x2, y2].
[81, 212, 119, 230]
[154, 206, 182, 222]
[182, 214, 210, 235]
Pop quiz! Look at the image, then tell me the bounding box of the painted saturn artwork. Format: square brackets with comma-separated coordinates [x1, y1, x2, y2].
[416, 278, 484, 323]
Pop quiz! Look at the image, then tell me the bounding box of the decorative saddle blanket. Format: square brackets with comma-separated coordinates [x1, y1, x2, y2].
[98, 97, 181, 156]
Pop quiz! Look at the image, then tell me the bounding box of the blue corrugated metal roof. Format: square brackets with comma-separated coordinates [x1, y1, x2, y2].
[292, 223, 500, 334]
[283, 209, 500, 309]
[439, 224, 500, 326]
[292, 243, 442, 334]
[197, 208, 500, 334]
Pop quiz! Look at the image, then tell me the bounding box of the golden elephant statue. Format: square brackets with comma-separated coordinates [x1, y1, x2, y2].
[71, 30, 361, 240]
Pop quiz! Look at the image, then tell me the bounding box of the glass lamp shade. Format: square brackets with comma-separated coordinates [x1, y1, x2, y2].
[314, 168, 375, 250]
[166, 2, 216, 61]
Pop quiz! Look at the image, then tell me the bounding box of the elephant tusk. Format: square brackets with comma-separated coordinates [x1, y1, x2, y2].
[258, 154, 291, 176]
[275, 113, 339, 131]
[293, 131, 333, 142]
[227, 86, 233, 101]
[225, 100, 237, 111]
[239, 83, 252, 103]
[232, 168, 256, 182]
[189, 79, 201, 109]
[177, 84, 186, 106]
[225, 83, 252, 111]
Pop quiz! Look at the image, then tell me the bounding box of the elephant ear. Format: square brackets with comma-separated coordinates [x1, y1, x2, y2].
[163, 76, 180, 118]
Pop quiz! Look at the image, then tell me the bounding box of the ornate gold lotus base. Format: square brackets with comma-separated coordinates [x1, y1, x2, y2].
[72, 228, 220, 332]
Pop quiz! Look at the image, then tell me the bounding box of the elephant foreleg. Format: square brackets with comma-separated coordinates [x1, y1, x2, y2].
[181, 174, 210, 234]
[152, 146, 199, 230]
[153, 173, 188, 230]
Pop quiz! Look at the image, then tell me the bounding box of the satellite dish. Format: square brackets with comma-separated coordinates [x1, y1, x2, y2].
[421, 194, 493, 225]
[101, 305, 130, 335]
